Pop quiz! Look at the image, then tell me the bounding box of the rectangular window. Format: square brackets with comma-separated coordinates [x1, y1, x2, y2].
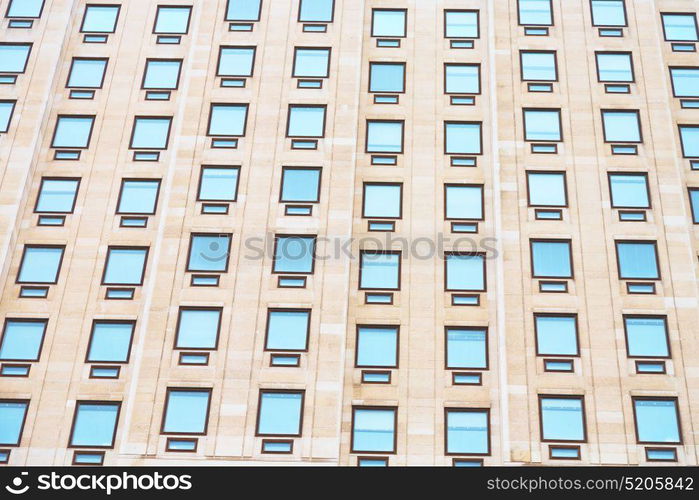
[366, 120, 403, 153]
[523, 109, 561, 141]
[70, 402, 120, 447]
[0, 319, 47, 361]
[531, 240, 572, 278]
[67, 58, 108, 88]
[445, 185, 483, 220]
[273, 236, 316, 274]
[363, 183, 402, 219]
[615, 241, 659, 280]
[287, 105, 326, 138]
[608, 173, 649, 208]
[0, 400, 28, 446]
[445, 409, 489, 455]
[539, 396, 586, 442]
[175, 308, 221, 350]
[265, 309, 310, 352]
[602, 110, 641, 143]
[208, 104, 248, 137]
[690, 189, 699, 223]
[142, 60, 182, 89]
[369, 62, 405, 93]
[0, 43, 32, 74]
[35, 178, 79, 213]
[372, 9, 406, 38]
[595, 52, 634, 82]
[445, 122, 482, 154]
[624, 316, 669, 358]
[591, 0, 627, 27]
[257, 391, 304, 436]
[518, 0, 553, 26]
[293, 48, 330, 78]
[7, 0, 45, 18]
[445, 253, 485, 291]
[154, 6, 192, 34]
[360, 251, 400, 290]
[633, 398, 681, 444]
[520, 51, 557, 81]
[299, 0, 333, 22]
[102, 247, 148, 285]
[444, 10, 479, 39]
[679, 125, 699, 158]
[117, 179, 160, 215]
[86, 321, 134, 363]
[218, 47, 255, 77]
[670, 67, 699, 97]
[17, 245, 64, 284]
[444, 64, 480, 94]
[198, 166, 239, 202]
[81, 4, 120, 33]
[534, 315, 578, 356]
[51, 115, 95, 149]
[356, 326, 398, 368]
[161, 389, 211, 435]
[446, 327, 487, 369]
[527, 172, 566, 207]
[661, 13, 698, 42]
[130, 117, 172, 150]
[280, 167, 321, 203]
[0, 101, 15, 133]
[226, 0, 261, 21]
[187, 234, 232, 273]
[351, 407, 396, 453]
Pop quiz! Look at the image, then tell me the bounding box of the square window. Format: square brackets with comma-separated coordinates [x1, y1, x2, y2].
[67, 58, 108, 88]
[117, 179, 160, 215]
[596, 53, 634, 82]
[689, 189, 699, 223]
[446, 327, 487, 369]
[608, 173, 649, 209]
[523, 109, 561, 142]
[670, 67, 699, 98]
[208, 104, 248, 137]
[534, 315, 578, 356]
[531, 240, 572, 279]
[445, 185, 483, 220]
[218, 47, 255, 77]
[445, 409, 489, 455]
[369, 62, 404, 93]
[130, 117, 172, 150]
[187, 234, 231, 273]
[363, 183, 402, 219]
[661, 13, 698, 42]
[366, 120, 403, 153]
[280, 167, 321, 203]
[35, 178, 79, 214]
[445, 253, 485, 291]
[162, 389, 211, 435]
[445, 122, 482, 155]
[7, 0, 45, 18]
[352, 407, 396, 453]
[51, 115, 95, 149]
[257, 391, 304, 436]
[615, 241, 659, 280]
[175, 308, 221, 350]
[0, 43, 32, 74]
[518, 0, 553, 26]
[520, 51, 557, 81]
[359, 251, 400, 290]
[154, 6, 191, 34]
[0, 400, 29, 446]
[624, 316, 669, 358]
[198, 166, 239, 202]
[273, 236, 316, 274]
[142, 60, 182, 90]
[591, 0, 627, 27]
[356, 326, 398, 368]
[633, 398, 681, 444]
[287, 105, 326, 138]
[87, 321, 134, 363]
[299, 0, 333, 23]
[226, 0, 261, 21]
[372, 9, 406, 38]
[602, 110, 641, 143]
[444, 64, 480, 94]
[444, 10, 479, 39]
[81, 5, 120, 33]
[0, 319, 47, 361]
[70, 402, 120, 447]
[17, 245, 64, 284]
[527, 172, 566, 207]
[0, 101, 15, 133]
[293, 48, 330, 78]
[102, 247, 148, 286]
[679, 125, 699, 158]
[539, 396, 586, 442]
[265, 309, 310, 352]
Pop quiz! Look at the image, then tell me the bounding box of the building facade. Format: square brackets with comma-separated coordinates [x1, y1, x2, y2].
[0, 0, 698, 467]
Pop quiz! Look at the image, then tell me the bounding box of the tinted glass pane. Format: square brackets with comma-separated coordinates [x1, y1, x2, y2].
[535, 316, 577, 356]
[143, 60, 181, 89]
[519, 0, 552, 25]
[8, 0, 45, 18]
[0, 44, 31, 73]
[369, 63, 404, 93]
[670, 68, 699, 97]
[287, 106, 325, 137]
[625, 317, 669, 358]
[176, 309, 220, 349]
[118, 180, 159, 214]
[67, 59, 107, 88]
[162, 391, 210, 434]
[226, 0, 261, 21]
[357, 327, 397, 367]
[367, 121, 403, 152]
[609, 174, 648, 208]
[372, 10, 405, 37]
[540, 398, 585, 441]
[524, 110, 561, 141]
[103, 248, 147, 285]
[445, 122, 481, 154]
[662, 14, 698, 41]
[218, 47, 255, 77]
[616, 242, 658, 279]
[0, 101, 14, 133]
[281, 168, 320, 202]
[680, 126, 699, 157]
[591, 0, 626, 26]
[364, 184, 401, 218]
[52, 116, 93, 148]
[274, 237, 315, 274]
[0, 402, 28, 445]
[0, 320, 46, 361]
[299, 0, 333, 22]
[199, 167, 239, 201]
[596, 53, 633, 82]
[360, 253, 399, 289]
[294, 48, 330, 78]
[521, 52, 556, 81]
[87, 322, 134, 362]
[531, 241, 571, 278]
[527, 173, 566, 206]
[70, 403, 119, 446]
[18, 247, 63, 283]
[446, 254, 485, 291]
[209, 105, 247, 136]
[690, 190, 699, 223]
[602, 111, 641, 142]
[445, 185, 483, 219]
[634, 399, 680, 443]
[188, 235, 231, 272]
[445, 64, 480, 93]
[82, 6, 120, 32]
[266, 310, 309, 351]
[36, 179, 79, 213]
[446, 328, 487, 369]
[154, 7, 191, 34]
[131, 118, 171, 149]
[258, 392, 303, 435]
[353, 408, 394, 452]
[445, 11, 478, 38]
[447, 410, 488, 454]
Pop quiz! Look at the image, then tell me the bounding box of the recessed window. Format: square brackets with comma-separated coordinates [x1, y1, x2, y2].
[359, 251, 400, 290]
[0, 101, 15, 133]
[287, 105, 326, 138]
[523, 109, 561, 142]
[608, 173, 649, 209]
[446, 327, 487, 369]
[531, 240, 572, 279]
[81, 5, 120, 33]
[0, 400, 28, 446]
[445, 185, 483, 220]
[51, 115, 95, 149]
[445, 122, 482, 155]
[596, 52, 634, 82]
[280, 167, 321, 203]
[534, 315, 578, 357]
[0, 43, 32, 74]
[208, 104, 248, 137]
[129, 117, 172, 150]
[198, 166, 239, 202]
[445, 253, 485, 291]
[591, 0, 627, 27]
[632, 398, 681, 444]
[601, 110, 641, 143]
[218, 47, 255, 78]
[70, 401, 120, 447]
[356, 326, 398, 368]
[225, 0, 261, 21]
[518, 0, 553, 26]
[175, 308, 221, 350]
[293, 48, 330, 79]
[526, 172, 566, 207]
[444, 10, 479, 39]
[689, 189, 699, 223]
[372, 9, 406, 38]
[187, 234, 231, 273]
[539, 396, 586, 442]
[679, 125, 699, 158]
[162, 389, 211, 435]
[35, 178, 79, 214]
[86, 321, 134, 363]
[17, 245, 64, 284]
[67, 58, 108, 88]
[102, 247, 148, 286]
[352, 407, 396, 453]
[257, 391, 304, 436]
[624, 316, 669, 359]
[444, 64, 480, 94]
[366, 120, 403, 153]
[273, 236, 316, 274]
[661, 13, 698, 42]
[142, 60, 182, 90]
[445, 409, 489, 455]
[669, 67, 699, 98]
[116, 179, 160, 215]
[615, 241, 659, 280]
[369, 62, 405, 94]
[0, 319, 47, 362]
[265, 309, 310, 352]
[520, 51, 557, 81]
[7, 0, 45, 18]
[299, 0, 333, 23]
[154, 6, 192, 34]
[363, 183, 402, 219]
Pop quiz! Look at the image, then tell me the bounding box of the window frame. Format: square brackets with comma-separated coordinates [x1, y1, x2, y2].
[358, 250, 402, 291]
[6, 0, 46, 19]
[350, 405, 397, 454]
[589, 0, 628, 28]
[533, 313, 580, 357]
[444, 63, 481, 95]
[669, 67, 699, 98]
[443, 9, 480, 40]
[129, 116, 173, 150]
[444, 121, 483, 155]
[264, 308, 311, 353]
[292, 47, 331, 79]
[33, 177, 81, 214]
[80, 4, 121, 33]
[614, 240, 661, 281]
[225, 0, 262, 22]
[368, 61, 406, 94]
[101, 246, 149, 286]
[678, 125, 699, 158]
[160, 388, 212, 436]
[444, 252, 487, 292]
[255, 390, 305, 438]
[444, 408, 491, 457]
[601, 109, 643, 144]
[355, 325, 400, 369]
[0, 100, 16, 133]
[0, 318, 48, 362]
[115, 178, 161, 215]
[207, 103, 249, 138]
[594, 51, 635, 83]
[66, 57, 109, 89]
[607, 172, 650, 209]
[631, 397, 682, 445]
[444, 326, 489, 370]
[0, 399, 29, 447]
[519, 50, 558, 82]
[371, 8, 407, 39]
[444, 184, 485, 221]
[522, 108, 563, 142]
[185, 233, 232, 274]
[217, 46, 256, 78]
[272, 234, 317, 275]
[285, 104, 327, 139]
[517, 0, 554, 27]
[0, 42, 32, 74]
[538, 395, 588, 443]
[297, 0, 335, 23]
[153, 5, 193, 35]
[197, 165, 240, 202]
[141, 58, 183, 90]
[689, 188, 699, 224]
[362, 182, 403, 220]
[16, 244, 65, 285]
[68, 401, 121, 449]
[623, 315, 671, 360]
[526, 171, 568, 208]
[85, 320, 135, 364]
[660, 12, 699, 42]
[174, 307, 222, 351]
[51, 114, 96, 150]
[530, 239, 574, 279]
[279, 166, 322, 204]
[365, 119, 405, 154]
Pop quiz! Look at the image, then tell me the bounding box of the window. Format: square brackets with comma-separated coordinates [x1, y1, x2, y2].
[445, 122, 482, 154]
[226, 0, 261, 21]
[356, 326, 398, 368]
[299, 0, 333, 22]
[0, 401, 28, 446]
[624, 316, 669, 358]
[102, 247, 148, 285]
[287, 105, 326, 138]
[80, 4, 120, 33]
[444, 10, 479, 39]
[280, 167, 321, 203]
[689, 189, 699, 223]
[161, 389, 211, 435]
[523, 109, 561, 142]
[187, 234, 232, 273]
[446, 327, 487, 369]
[142, 60, 182, 89]
[70, 402, 120, 447]
[17, 245, 64, 284]
[257, 391, 304, 436]
[661, 13, 698, 42]
[218, 47, 255, 77]
[7, 0, 45, 18]
[615, 241, 659, 280]
[366, 120, 403, 153]
[154, 6, 192, 34]
[632, 398, 681, 444]
[359, 251, 400, 290]
[51, 115, 95, 149]
[608, 173, 649, 208]
[273, 236, 316, 274]
[86, 321, 134, 363]
[265, 309, 310, 352]
[369, 62, 404, 93]
[0, 43, 31, 74]
[445, 409, 489, 455]
[130, 117, 172, 149]
[293, 48, 330, 78]
[175, 308, 221, 350]
[372, 9, 406, 38]
[117, 179, 160, 215]
[520, 51, 557, 81]
[531, 240, 572, 279]
[351, 407, 396, 453]
[679, 125, 699, 158]
[66, 58, 108, 88]
[445, 253, 486, 291]
[445, 185, 483, 220]
[670, 67, 699, 97]
[363, 183, 402, 219]
[208, 104, 248, 137]
[198, 166, 239, 202]
[35, 178, 80, 214]
[0, 319, 47, 361]
[539, 396, 586, 442]
[590, 0, 627, 27]
[534, 315, 578, 356]
[444, 64, 480, 94]
[527, 172, 566, 207]
[518, 0, 553, 26]
[0, 101, 15, 133]
[595, 52, 634, 82]
[601, 110, 641, 143]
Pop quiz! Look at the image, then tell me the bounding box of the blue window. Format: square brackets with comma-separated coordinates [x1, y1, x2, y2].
[689, 189, 699, 223]
[363, 183, 402, 219]
[445, 253, 485, 291]
[596, 53, 633, 82]
[102, 247, 148, 285]
[199, 166, 239, 202]
[591, 0, 627, 27]
[0, 44, 32, 73]
[18, 246, 64, 284]
[154, 6, 191, 34]
[352, 407, 396, 453]
[265, 309, 310, 352]
[520, 51, 556, 81]
[445, 122, 482, 154]
[679, 125, 699, 158]
[445, 185, 483, 220]
[117, 179, 160, 215]
[67, 58, 108, 88]
[218, 47, 255, 77]
[446, 327, 487, 369]
[615, 241, 659, 280]
[661, 13, 698, 42]
[0, 101, 15, 133]
[273, 236, 316, 274]
[360, 251, 400, 290]
[162, 389, 211, 434]
[524, 109, 561, 141]
[372, 9, 406, 38]
[299, 0, 333, 22]
[527, 172, 566, 207]
[535, 315, 578, 356]
[257, 391, 304, 436]
[280, 167, 321, 203]
[287, 106, 326, 137]
[540, 397, 586, 442]
[369, 62, 404, 93]
[52, 116, 94, 149]
[130, 117, 172, 149]
[35, 178, 80, 213]
[87, 321, 134, 363]
[70, 402, 120, 447]
[444, 10, 479, 38]
[602, 110, 641, 143]
[367, 120, 403, 153]
[187, 234, 231, 273]
[356, 326, 398, 368]
[518, 0, 552, 26]
[445, 64, 480, 94]
[633, 398, 681, 444]
[208, 104, 248, 137]
[0, 401, 29, 445]
[608, 173, 649, 208]
[531, 240, 572, 278]
[670, 67, 699, 97]
[446, 409, 489, 455]
[293, 48, 330, 78]
[7, 0, 45, 18]
[624, 316, 669, 358]
[143, 60, 182, 89]
[81, 5, 120, 33]
[175, 308, 221, 350]
[0, 319, 47, 361]
[226, 0, 261, 21]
